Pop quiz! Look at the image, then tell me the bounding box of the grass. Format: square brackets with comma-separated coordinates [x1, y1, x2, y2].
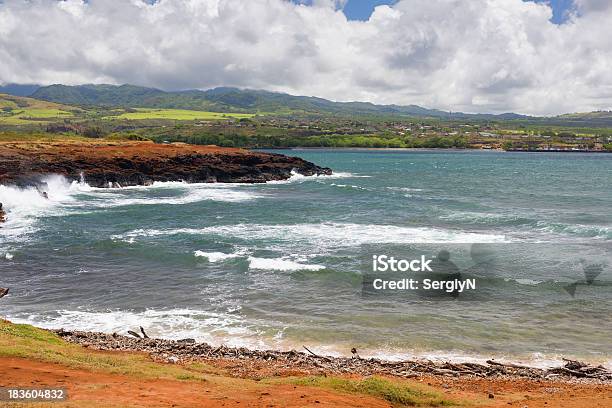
[0, 320, 465, 407]
[0, 94, 78, 124]
[0, 320, 208, 381]
[0, 108, 74, 124]
[284, 376, 456, 407]
[109, 108, 255, 121]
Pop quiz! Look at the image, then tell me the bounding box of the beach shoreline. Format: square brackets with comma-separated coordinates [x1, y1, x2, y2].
[52, 326, 612, 384]
[1, 320, 610, 407]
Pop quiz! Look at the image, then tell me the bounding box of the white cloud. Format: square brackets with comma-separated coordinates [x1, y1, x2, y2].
[1, 0, 612, 115]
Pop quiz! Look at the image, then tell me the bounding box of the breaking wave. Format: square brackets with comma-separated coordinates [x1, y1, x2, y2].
[0, 175, 89, 242]
[194, 250, 245, 262]
[247, 256, 325, 271]
[6, 309, 269, 349]
[266, 170, 370, 184]
[113, 222, 508, 247]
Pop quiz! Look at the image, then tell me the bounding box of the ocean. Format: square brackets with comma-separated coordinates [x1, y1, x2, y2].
[1, 149, 611, 367]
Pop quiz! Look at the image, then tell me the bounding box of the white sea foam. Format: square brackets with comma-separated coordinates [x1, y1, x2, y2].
[266, 170, 370, 184]
[114, 222, 507, 247]
[533, 221, 612, 239]
[516, 278, 545, 286]
[4, 252, 13, 260]
[0, 175, 90, 242]
[0, 176, 265, 243]
[247, 256, 325, 271]
[329, 183, 369, 191]
[90, 187, 261, 207]
[8, 311, 610, 370]
[194, 250, 244, 262]
[7, 309, 267, 349]
[387, 187, 424, 192]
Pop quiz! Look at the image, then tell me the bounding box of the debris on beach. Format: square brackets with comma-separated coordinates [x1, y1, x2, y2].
[53, 329, 612, 382]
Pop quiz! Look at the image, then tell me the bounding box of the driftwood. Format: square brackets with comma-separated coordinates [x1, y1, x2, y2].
[486, 360, 532, 370]
[127, 330, 141, 339]
[0, 288, 8, 299]
[51, 329, 612, 382]
[140, 327, 149, 339]
[303, 345, 332, 362]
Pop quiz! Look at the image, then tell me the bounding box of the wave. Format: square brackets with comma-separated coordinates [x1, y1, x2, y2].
[439, 211, 533, 226]
[194, 250, 325, 271]
[387, 187, 424, 192]
[6, 308, 270, 349]
[504, 278, 544, 286]
[0, 175, 90, 242]
[247, 256, 325, 271]
[0, 176, 265, 243]
[266, 170, 370, 184]
[9, 310, 609, 370]
[439, 211, 611, 240]
[194, 250, 244, 262]
[329, 183, 369, 191]
[532, 221, 612, 240]
[113, 222, 507, 247]
[88, 187, 262, 207]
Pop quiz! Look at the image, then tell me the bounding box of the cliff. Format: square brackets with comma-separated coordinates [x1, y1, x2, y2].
[0, 141, 331, 188]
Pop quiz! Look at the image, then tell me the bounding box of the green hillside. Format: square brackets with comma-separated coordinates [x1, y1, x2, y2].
[32, 84, 525, 119]
[0, 93, 80, 124]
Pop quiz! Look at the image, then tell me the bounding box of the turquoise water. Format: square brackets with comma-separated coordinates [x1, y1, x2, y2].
[1, 149, 611, 366]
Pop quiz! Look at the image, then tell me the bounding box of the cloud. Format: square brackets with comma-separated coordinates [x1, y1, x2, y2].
[0, 0, 611, 115]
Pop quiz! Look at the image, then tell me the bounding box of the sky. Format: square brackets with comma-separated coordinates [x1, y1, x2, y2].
[1, 0, 612, 115]
[304, 0, 575, 24]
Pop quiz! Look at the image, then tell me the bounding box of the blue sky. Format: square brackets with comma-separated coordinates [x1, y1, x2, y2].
[296, 0, 575, 23]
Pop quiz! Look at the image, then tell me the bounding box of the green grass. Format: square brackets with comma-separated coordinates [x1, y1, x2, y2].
[283, 376, 456, 407]
[0, 321, 470, 407]
[0, 320, 208, 381]
[0, 108, 74, 124]
[109, 108, 255, 121]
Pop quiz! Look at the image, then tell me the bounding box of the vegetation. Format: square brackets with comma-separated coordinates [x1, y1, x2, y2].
[0, 320, 466, 407]
[0, 320, 208, 381]
[286, 376, 455, 406]
[109, 108, 255, 121]
[149, 132, 469, 149]
[0, 93, 78, 124]
[2, 87, 612, 151]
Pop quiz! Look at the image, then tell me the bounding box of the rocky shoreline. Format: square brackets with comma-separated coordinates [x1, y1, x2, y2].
[0, 140, 332, 188]
[53, 328, 612, 383]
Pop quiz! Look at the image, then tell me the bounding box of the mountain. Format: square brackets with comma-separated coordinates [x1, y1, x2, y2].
[0, 83, 40, 97]
[26, 83, 612, 126]
[31, 84, 532, 120]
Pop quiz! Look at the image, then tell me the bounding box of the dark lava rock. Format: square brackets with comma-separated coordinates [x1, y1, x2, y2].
[0, 141, 332, 187]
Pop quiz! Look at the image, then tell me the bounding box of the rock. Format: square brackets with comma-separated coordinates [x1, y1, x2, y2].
[0, 202, 5, 223]
[0, 141, 332, 187]
[49, 328, 612, 382]
[0, 287, 8, 299]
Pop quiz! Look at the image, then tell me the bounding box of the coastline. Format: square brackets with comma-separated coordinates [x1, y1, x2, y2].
[0, 140, 332, 188]
[1, 319, 611, 407]
[51, 326, 612, 383]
